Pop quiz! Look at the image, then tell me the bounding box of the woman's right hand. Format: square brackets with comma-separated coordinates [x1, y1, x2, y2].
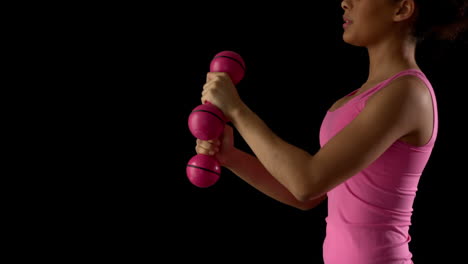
[195, 124, 235, 166]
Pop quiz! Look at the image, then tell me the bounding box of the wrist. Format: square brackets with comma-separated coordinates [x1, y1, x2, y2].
[228, 101, 249, 124]
[221, 147, 242, 169]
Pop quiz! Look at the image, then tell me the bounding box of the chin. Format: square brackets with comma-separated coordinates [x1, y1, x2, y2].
[342, 34, 365, 47]
[343, 31, 352, 43]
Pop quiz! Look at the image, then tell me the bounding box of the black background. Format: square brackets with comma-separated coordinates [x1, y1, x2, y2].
[43, 3, 467, 263]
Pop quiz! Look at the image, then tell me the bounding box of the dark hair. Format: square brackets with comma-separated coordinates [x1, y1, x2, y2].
[412, 0, 468, 41]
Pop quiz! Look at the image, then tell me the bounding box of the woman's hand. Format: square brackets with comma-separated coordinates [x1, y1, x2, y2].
[201, 72, 245, 121]
[195, 124, 235, 166]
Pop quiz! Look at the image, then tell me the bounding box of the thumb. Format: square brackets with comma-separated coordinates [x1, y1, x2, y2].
[223, 123, 234, 138]
[220, 123, 235, 148]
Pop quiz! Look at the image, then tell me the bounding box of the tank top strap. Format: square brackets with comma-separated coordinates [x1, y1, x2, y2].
[356, 69, 427, 101]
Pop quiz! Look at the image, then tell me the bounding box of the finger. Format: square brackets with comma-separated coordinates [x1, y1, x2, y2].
[202, 81, 212, 91]
[208, 139, 221, 146]
[197, 140, 217, 149]
[196, 145, 210, 155]
[195, 145, 216, 156]
[208, 72, 228, 80]
[196, 140, 220, 154]
[201, 84, 210, 104]
[206, 72, 218, 82]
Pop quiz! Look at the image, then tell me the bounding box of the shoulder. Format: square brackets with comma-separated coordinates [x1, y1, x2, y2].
[367, 73, 432, 112]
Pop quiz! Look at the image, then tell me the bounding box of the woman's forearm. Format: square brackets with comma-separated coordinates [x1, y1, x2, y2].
[229, 103, 320, 201]
[225, 148, 326, 211]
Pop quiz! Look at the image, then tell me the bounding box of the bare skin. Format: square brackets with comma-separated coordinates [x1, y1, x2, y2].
[196, 126, 327, 211]
[196, 0, 434, 208]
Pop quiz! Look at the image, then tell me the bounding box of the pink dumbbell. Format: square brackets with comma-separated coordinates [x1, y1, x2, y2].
[186, 51, 246, 188]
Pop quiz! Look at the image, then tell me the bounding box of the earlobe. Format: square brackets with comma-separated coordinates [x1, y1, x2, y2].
[394, 0, 415, 22]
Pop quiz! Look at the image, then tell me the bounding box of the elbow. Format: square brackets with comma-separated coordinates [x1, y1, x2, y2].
[296, 193, 327, 211]
[296, 204, 314, 211]
[290, 185, 309, 202]
[293, 190, 316, 203]
[290, 171, 322, 203]
[293, 179, 328, 209]
[292, 157, 325, 203]
[290, 183, 322, 203]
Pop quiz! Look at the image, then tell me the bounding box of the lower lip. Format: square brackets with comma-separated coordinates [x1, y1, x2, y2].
[343, 22, 352, 29]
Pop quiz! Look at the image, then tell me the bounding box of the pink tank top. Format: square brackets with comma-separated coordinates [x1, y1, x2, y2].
[319, 69, 438, 264]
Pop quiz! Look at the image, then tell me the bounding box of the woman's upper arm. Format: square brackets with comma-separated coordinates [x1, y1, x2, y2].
[306, 76, 430, 198]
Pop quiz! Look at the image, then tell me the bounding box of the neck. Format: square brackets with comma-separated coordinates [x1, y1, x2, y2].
[366, 36, 418, 83]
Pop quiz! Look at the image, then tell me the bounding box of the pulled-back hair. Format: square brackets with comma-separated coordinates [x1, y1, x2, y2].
[411, 0, 468, 41]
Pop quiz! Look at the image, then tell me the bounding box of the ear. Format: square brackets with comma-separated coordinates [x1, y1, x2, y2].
[393, 0, 415, 22]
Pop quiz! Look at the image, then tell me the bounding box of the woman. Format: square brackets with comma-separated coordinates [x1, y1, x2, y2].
[196, 0, 467, 263]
